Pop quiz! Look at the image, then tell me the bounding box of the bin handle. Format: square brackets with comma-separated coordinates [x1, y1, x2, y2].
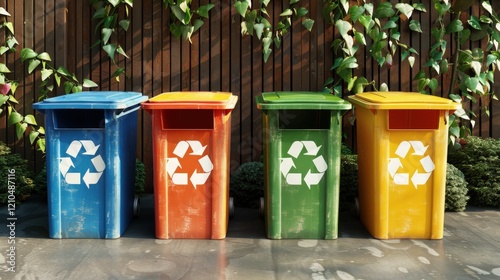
[115, 104, 141, 118]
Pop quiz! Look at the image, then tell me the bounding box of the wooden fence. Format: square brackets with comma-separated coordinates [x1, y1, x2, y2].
[1, 0, 500, 192]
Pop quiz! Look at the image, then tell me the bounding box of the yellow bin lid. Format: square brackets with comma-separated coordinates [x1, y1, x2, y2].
[142, 91, 238, 110]
[348, 92, 461, 110]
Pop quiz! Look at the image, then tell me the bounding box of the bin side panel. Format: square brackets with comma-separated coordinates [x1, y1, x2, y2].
[104, 110, 137, 238]
[210, 109, 232, 239]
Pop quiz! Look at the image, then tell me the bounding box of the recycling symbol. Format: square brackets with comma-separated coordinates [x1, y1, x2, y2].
[388, 140, 435, 189]
[280, 140, 328, 189]
[166, 140, 213, 189]
[59, 140, 106, 189]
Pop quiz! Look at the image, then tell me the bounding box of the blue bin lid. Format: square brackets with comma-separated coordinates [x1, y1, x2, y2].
[33, 91, 148, 110]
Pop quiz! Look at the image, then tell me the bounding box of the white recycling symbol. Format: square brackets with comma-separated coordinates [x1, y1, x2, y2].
[280, 140, 328, 189]
[388, 140, 435, 189]
[59, 140, 106, 189]
[166, 140, 213, 189]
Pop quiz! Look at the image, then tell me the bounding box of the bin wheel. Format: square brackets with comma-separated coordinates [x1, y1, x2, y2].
[259, 197, 265, 218]
[133, 196, 141, 217]
[229, 197, 235, 218]
[354, 197, 360, 217]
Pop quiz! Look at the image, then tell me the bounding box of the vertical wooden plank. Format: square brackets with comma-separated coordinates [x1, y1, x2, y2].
[251, 7, 262, 162]
[199, 0, 210, 90]
[210, 0, 221, 91]
[273, 1, 283, 91]
[170, 31, 181, 90]
[239, 11, 252, 164]
[221, 0, 231, 93]
[301, 0, 310, 91]
[230, 1, 241, 169]
[161, 4, 171, 93]
[291, 2, 302, 91]
[282, 2, 291, 91]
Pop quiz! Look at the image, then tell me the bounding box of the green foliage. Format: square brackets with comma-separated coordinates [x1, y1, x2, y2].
[134, 159, 146, 196]
[339, 154, 358, 211]
[229, 161, 264, 208]
[445, 163, 469, 212]
[235, 0, 314, 62]
[323, 0, 422, 95]
[448, 136, 500, 207]
[0, 142, 36, 205]
[163, 0, 215, 42]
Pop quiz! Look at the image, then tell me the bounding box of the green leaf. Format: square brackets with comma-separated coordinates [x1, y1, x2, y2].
[465, 77, 479, 93]
[108, 0, 120, 7]
[354, 32, 366, 45]
[15, 123, 27, 139]
[280, 9, 293, 17]
[0, 63, 10, 73]
[8, 111, 23, 126]
[119, 19, 130, 31]
[83, 79, 98, 88]
[235, 1, 249, 17]
[296, 7, 308, 18]
[349, 6, 365, 23]
[193, 19, 204, 32]
[111, 67, 126, 79]
[428, 78, 438, 93]
[37, 138, 46, 153]
[290, 0, 299, 4]
[359, 15, 374, 31]
[116, 45, 129, 58]
[379, 83, 389, 92]
[347, 76, 358, 91]
[263, 48, 272, 63]
[468, 16, 481, 30]
[374, 2, 395, 18]
[0, 46, 9, 56]
[170, 23, 182, 38]
[4, 22, 14, 34]
[408, 56, 415, 68]
[254, 23, 265, 39]
[196, 3, 214, 18]
[21, 48, 38, 61]
[446, 19, 464, 33]
[487, 54, 497, 67]
[302, 18, 314, 32]
[0, 7, 11, 16]
[383, 20, 397, 30]
[63, 81, 73, 94]
[409, 20, 423, 33]
[395, 3, 414, 19]
[24, 114, 37, 125]
[56, 66, 72, 77]
[335, 20, 351, 39]
[471, 61, 482, 76]
[28, 59, 41, 74]
[40, 68, 53, 81]
[102, 28, 113, 44]
[449, 94, 462, 103]
[482, 1, 493, 15]
[103, 44, 117, 62]
[29, 131, 39, 145]
[413, 3, 426, 12]
[171, 5, 186, 24]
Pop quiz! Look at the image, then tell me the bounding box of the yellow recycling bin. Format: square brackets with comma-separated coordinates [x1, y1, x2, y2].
[348, 92, 461, 239]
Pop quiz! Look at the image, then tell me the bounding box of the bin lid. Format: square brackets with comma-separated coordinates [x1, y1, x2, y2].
[348, 92, 461, 110]
[33, 91, 148, 110]
[141, 92, 238, 110]
[256, 91, 352, 110]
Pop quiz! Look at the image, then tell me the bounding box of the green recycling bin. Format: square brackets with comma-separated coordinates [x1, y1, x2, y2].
[256, 92, 351, 239]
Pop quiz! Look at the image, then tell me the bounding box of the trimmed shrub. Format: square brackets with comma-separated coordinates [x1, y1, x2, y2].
[229, 161, 264, 208]
[448, 136, 500, 207]
[445, 163, 469, 212]
[339, 154, 359, 211]
[0, 142, 36, 205]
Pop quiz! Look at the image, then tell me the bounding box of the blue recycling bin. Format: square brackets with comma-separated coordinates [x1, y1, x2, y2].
[33, 91, 147, 238]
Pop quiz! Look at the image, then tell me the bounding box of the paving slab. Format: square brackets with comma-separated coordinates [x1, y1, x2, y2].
[1, 194, 499, 280]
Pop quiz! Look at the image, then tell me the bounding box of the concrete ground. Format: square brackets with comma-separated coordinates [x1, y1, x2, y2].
[1, 194, 499, 280]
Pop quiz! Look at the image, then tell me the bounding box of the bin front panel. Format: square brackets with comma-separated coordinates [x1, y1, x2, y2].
[280, 130, 328, 239]
[152, 105, 231, 239]
[356, 107, 448, 239]
[48, 128, 107, 238]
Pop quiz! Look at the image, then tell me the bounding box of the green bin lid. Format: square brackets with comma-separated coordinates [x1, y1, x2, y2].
[256, 91, 351, 110]
[348, 92, 461, 110]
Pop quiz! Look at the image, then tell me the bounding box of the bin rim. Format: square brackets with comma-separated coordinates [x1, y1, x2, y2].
[141, 91, 238, 111]
[348, 92, 461, 110]
[33, 91, 148, 110]
[256, 92, 351, 110]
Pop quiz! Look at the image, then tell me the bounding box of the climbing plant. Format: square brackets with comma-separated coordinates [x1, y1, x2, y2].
[0, 7, 97, 153]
